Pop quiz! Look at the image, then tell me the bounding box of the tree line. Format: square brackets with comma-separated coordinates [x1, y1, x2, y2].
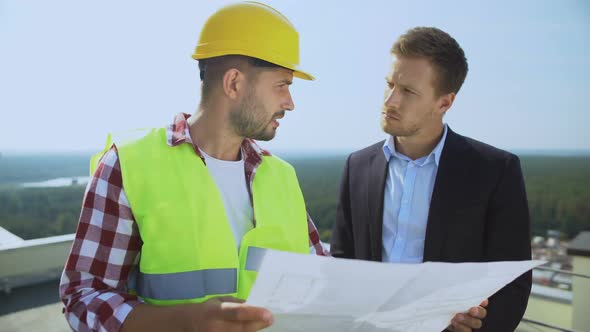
[0, 155, 588, 241]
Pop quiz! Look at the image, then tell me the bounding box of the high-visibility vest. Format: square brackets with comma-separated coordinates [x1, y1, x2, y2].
[91, 128, 309, 305]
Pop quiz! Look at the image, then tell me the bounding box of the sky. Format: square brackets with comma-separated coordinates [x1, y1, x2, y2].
[1, 0, 589, 154]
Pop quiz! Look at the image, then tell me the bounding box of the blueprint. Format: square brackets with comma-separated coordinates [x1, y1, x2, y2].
[247, 250, 544, 332]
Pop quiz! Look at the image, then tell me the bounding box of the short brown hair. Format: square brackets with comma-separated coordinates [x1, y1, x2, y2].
[198, 55, 281, 106]
[392, 27, 468, 96]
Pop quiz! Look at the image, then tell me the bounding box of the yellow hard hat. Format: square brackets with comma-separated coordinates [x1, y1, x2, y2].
[192, 1, 314, 80]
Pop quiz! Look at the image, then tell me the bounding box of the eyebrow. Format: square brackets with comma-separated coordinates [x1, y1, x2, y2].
[277, 79, 293, 85]
[385, 76, 420, 95]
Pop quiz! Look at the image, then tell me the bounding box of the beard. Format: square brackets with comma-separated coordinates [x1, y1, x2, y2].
[230, 87, 283, 141]
[381, 118, 418, 137]
[381, 106, 430, 138]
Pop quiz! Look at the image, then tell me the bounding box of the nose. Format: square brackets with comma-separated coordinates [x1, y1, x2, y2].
[384, 86, 400, 108]
[283, 91, 295, 111]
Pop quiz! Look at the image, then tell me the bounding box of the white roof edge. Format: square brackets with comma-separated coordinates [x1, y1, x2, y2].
[0, 226, 24, 246]
[0, 233, 75, 251]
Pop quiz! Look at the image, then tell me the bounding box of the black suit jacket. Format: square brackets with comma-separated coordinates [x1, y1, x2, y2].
[330, 128, 532, 332]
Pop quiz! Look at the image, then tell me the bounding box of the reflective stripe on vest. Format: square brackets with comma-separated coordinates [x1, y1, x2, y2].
[245, 247, 267, 272]
[131, 247, 268, 300]
[136, 268, 237, 300]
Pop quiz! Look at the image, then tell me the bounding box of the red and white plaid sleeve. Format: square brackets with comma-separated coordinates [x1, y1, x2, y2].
[59, 146, 143, 332]
[307, 213, 331, 256]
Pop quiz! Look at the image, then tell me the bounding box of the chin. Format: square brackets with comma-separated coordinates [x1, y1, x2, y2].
[381, 122, 399, 136]
[253, 130, 276, 141]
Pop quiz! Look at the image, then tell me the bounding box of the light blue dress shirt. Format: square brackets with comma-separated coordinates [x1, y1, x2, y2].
[382, 124, 448, 263]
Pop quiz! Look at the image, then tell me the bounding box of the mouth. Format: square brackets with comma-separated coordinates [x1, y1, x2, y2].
[274, 111, 285, 120]
[382, 111, 401, 121]
[272, 112, 285, 127]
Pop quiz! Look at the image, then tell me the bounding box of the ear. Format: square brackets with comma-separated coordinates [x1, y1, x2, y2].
[222, 68, 246, 100]
[437, 92, 456, 116]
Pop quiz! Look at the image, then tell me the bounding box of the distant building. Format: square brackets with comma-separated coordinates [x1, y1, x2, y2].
[546, 229, 561, 249]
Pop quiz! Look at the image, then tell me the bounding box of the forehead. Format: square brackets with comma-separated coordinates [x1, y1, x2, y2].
[387, 56, 435, 87]
[256, 66, 294, 82]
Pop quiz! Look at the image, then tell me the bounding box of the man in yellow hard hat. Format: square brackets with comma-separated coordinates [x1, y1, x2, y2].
[60, 2, 323, 331]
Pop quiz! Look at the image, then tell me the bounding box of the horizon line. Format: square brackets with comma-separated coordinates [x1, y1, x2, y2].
[2, 148, 590, 157]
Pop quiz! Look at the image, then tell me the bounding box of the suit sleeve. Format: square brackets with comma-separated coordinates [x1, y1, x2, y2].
[480, 154, 532, 332]
[330, 154, 355, 258]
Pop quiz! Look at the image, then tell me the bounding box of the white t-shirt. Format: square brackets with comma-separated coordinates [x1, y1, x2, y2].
[200, 149, 254, 250]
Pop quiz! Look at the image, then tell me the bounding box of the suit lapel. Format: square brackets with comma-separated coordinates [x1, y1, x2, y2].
[424, 128, 471, 261]
[367, 144, 388, 261]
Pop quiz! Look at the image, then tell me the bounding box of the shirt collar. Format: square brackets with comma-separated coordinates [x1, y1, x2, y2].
[382, 123, 448, 166]
[166, 112, 271, 164]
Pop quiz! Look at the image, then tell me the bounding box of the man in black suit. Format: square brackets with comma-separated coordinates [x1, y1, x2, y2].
[330, 27, 532, 332]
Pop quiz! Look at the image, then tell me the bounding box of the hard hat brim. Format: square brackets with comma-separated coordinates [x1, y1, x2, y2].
[293, 68, 315, 81]
[192, 52, 315, 81]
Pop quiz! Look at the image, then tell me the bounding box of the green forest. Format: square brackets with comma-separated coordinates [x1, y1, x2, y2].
[0, 153, 588, 241]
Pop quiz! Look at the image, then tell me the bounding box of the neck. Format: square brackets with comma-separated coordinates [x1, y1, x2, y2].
[188, 104, 244, 161]
[395, 123, 444, 160]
